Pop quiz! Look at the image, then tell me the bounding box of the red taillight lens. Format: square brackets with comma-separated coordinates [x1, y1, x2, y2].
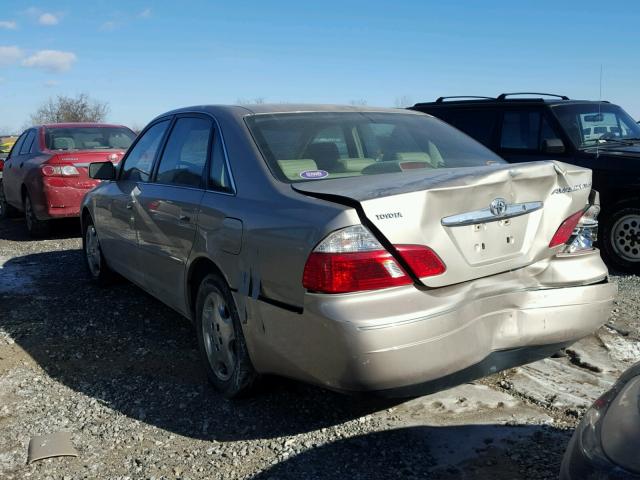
[303, 225, 446, 294]
[549, 210, 585, 247]
[0, 159, 4, 172]
[302, 245, 446, 294]
[303, 250, 412, 294]
[396, 245, 446, 277]
[41, 164, 80, 177]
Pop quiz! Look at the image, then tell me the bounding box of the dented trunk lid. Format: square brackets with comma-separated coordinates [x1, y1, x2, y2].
[293, 160, 592, 288]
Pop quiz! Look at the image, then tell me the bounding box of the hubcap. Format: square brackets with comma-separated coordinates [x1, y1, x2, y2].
[611, 214, 640, 262]
[201, 291, 236, 381]
[85, 225, 102, 276]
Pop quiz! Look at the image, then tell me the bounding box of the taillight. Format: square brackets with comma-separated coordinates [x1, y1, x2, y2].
[41, 164, 80, 177]
[0, 159, 4, 172]
[396, 245, 446, 277]
[549, 210, 586, 248]
[302, 225, 445, 294]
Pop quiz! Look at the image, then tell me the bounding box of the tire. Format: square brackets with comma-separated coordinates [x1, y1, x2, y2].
[600, 202, 640, 274]
[82, 216, 116, 285]
[0, 191, 7, 220]
[195, 273, 257, 398]
[24, 192, 50, 237]
[0, 182, 20, 219]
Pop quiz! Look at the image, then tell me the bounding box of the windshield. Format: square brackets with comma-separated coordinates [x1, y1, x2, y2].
[245, 112, 505, 183]
[44, 126, 136, 151]
[551, 103, 640, 148]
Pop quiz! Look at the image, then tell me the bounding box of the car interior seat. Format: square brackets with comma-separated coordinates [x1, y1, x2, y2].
[304, 142, 341, 171]
[52, 137, 76, 150]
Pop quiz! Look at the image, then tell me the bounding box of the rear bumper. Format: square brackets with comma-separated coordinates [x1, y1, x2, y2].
[247, 250, 616, 395]
[38, 178, 98, 219]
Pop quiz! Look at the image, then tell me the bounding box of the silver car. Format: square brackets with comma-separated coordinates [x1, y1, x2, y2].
[81, 105, 616, 398]
[561, 362, 640, 479]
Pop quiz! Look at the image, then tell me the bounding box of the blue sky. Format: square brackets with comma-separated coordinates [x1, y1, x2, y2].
[1, 0, 639, 133]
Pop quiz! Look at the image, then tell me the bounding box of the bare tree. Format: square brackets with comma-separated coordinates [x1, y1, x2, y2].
[236, 97, 266, 105]
[394, 95, 414, 108]
[29, 93, 110, 125]
[349, 99, 368, 106]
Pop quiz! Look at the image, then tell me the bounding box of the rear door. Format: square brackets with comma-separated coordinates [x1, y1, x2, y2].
[96, 119, 171, 284]
[134, 115, 210, 313]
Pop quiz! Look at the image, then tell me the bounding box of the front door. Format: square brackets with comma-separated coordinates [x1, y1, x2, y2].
[498, 109, 570, 164]
[135, 115, 211, 313]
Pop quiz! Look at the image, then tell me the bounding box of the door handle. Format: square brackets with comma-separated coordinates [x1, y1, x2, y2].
[179, 215, 191, 223]
[126, 202, 134, 210]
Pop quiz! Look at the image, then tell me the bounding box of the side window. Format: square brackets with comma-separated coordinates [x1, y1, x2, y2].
[19, 130, 36, 155]
[436, 110, 498, 148]
[155, 117, 211, 188]
[500, 111, 541, 150]
[30, 130, 40, 153]
[209, 129, 233, 192]
[8, 132, 27, 159]
[121, 120, 170, 182]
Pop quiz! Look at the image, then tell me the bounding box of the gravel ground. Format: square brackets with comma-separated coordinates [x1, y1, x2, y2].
[0, 216, 637, 480]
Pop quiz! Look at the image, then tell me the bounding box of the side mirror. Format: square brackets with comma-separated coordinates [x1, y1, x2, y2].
[542, 138, 565, 154]
[89, 161, 116, 180]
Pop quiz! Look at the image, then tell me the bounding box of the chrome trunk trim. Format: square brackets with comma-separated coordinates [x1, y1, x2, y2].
[441, 201, 543, 227]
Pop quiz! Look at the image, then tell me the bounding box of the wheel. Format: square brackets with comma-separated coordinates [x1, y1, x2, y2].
[195, 273, 257, 398]
[600, 202, 640, 274]
[24, 192, 49, 237]
[82, 216, 115, 285]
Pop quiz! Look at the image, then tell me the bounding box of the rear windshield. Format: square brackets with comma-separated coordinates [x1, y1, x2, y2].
[45, 126, 136, 151]
[245, 112, 505, 183]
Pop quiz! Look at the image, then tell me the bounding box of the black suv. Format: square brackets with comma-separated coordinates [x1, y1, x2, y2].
[411, 93, 640, 273]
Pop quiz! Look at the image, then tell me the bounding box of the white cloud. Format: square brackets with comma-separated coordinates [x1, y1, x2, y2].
[22, 50, 76, 72]
[100, 20, 119, 31]
[0, 20, 17, 29]
[38, 12, 59, 25]
[44, 79, 59, 87]
[0, 46, 23, 66]
[139, 8, 152, 18]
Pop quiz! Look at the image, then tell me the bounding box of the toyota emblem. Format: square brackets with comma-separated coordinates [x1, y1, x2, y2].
[490, 198, 508, 216]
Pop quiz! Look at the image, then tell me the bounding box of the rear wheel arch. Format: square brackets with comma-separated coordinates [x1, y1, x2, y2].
[187, 257, 229, 321]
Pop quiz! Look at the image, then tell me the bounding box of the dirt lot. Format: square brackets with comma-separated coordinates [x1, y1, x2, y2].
[1, 216, 638, 479]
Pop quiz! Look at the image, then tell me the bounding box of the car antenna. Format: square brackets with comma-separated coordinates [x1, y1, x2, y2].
[597, 64, 603, 158]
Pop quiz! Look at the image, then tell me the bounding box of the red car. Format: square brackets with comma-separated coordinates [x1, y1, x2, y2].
[2, 123, 136, 236]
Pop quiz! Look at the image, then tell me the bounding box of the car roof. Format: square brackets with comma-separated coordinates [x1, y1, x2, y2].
[38, 122, 131, 129]
[413, 95, 612, 109]
[155, 104, 423, 119]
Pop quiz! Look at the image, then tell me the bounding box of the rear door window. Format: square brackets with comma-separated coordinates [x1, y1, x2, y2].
[435, 109, 498, 147]
[120, 120, 170, 182]
[19, 130, 36, 155]
[209, 129, 233, 192]
[155, 117, 212, 188]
